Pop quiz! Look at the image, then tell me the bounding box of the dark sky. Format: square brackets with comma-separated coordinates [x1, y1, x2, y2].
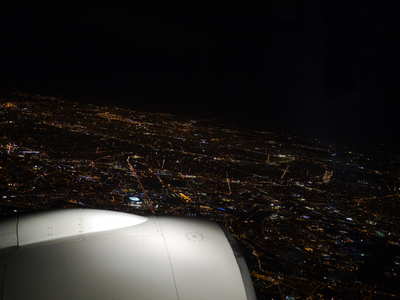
[0, 5, 399, 148]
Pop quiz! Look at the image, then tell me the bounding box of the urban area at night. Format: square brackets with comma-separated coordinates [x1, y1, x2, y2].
[1, 92, 399, 299]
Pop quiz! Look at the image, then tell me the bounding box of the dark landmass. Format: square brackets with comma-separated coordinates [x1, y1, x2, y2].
[1, 92, 399, 299]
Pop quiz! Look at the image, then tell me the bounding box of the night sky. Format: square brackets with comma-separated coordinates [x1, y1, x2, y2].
[1, 5, 399, 148]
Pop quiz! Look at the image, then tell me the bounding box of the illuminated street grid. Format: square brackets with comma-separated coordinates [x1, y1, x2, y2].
[1, 92, 399, 299]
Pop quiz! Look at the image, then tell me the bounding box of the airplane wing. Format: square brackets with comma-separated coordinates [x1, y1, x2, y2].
[0, 209, 256, 300]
